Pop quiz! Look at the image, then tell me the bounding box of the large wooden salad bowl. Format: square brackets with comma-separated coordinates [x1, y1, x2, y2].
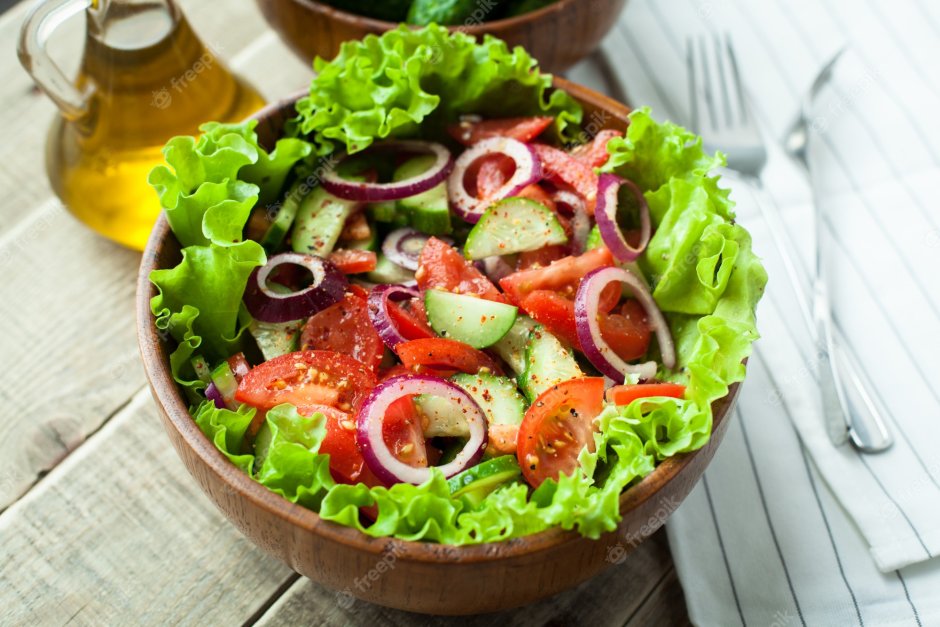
[255, 0, 628, 74]
[137, 77, 740, 615]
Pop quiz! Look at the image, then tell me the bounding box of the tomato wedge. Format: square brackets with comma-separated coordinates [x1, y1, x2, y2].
[235, 350, 377, 415]
[469, 154, 515, 199]
[383, 396, 429, 467]
[297, 404, 365, 484]
[531, 144, 599, 209]
[300, 293, 384, 371]
[570, 129, 623, 168]
[520, 290, 650, 360]
[415, 237, 506, 303]
[448, 116, 555, 146]
[327, 249, 377, 274]
[606, 383, 686, 406]
[395, 338, 502, 375]
[387, 298, 436, 341]
[517, 377, 605, 488]
[500, 247, 617, 307]
[517, 245, 568, 271]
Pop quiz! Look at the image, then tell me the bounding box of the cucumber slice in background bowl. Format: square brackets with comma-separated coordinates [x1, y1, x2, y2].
[463, 197, 567, 260]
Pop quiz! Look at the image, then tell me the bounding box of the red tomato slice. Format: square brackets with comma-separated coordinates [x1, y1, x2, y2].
[517, 245, 569, 271]
[467, 154, 515, 199]
[395, 338, 502, 375]
[499, 247, 617, 306]
[327, 249, 377, 274]
[570, 129, 623, 168]
[448, 116, 555, 146]
[415, 237, 507, 303]
[300, 293, 384, 372]
[387, 298, 436, 341]
[605, 383, 686, 406]
[517, 377, 605, 488]
[383, 396, 429, 467]
[235, 350, 377, 415]
[532, 144, 599, 209]
[520, 290, 650, 360]
[516, 183, 558, 215]
[297, 404, 364, 484]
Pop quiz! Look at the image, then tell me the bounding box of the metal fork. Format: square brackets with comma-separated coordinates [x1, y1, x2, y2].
[686, 34, 893, 453]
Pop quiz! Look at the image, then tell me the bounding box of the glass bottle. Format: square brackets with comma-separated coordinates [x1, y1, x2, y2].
[18, 0, 266, 250]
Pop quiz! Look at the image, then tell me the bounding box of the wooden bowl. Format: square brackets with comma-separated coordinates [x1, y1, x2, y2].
[136, 77, 739, 616]
[254, 0, 629, 74]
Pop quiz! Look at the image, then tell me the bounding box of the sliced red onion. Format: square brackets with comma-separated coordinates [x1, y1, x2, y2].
[322, 141, 453, 202]
[243, 253, 347, 323]
[476, 256, 515, 283]
[381, 228, 452, 271]
[448, 137, 542, 223]
[357, 374, 488, 485]
[574, 266, 675, 382]
[595, 174, 651, 262]
[205, 383, 226, 409]
[552, 189, 591, 255]
[367, 283, 420, 350]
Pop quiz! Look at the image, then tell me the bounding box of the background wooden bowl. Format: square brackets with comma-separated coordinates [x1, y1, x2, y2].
[136, 77, 739, 615]
[254, 0, 629, 74]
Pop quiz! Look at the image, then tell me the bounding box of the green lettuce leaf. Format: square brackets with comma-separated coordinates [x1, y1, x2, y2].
[294, 24, 583, 155]
[193, 400, 257, 473]
[254, 404, 335, 510]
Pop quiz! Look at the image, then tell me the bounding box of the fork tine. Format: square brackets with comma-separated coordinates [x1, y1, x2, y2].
[724, 34, 750, 126]
[712, 32, 734, 127]
[686, 37, 700, 132]
[697, 35, 719, 130]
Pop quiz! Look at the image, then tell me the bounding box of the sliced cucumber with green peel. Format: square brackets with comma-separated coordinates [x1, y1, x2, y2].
[190, 355, 212, 384]
[585, 224, 603, 250]
[366, 253, 415, 284]
[491, 315, 538, 375]
[394, 155, 452, 235]
[250, 319, 303, 361]
[447, 455, 522, 507]
[520, 324, 583, 402]
[261, 180, 306, 253]
[424, 289, 517, 349]
[291, 186, 358, 256]
[464, 197, 567, 260]
[368, 201, 408, 226]
[415, 394, 470, 438]
[210, 361, 239, 403]
[451, 372, 526, 426]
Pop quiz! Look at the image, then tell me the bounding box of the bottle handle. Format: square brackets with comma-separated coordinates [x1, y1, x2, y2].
[17, 0, 93, 120]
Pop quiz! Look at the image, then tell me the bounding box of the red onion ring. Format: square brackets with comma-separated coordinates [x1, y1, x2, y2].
[367, 284, 420, 350]
[205, 383, 226, 409]
[243, 253, 348, 323]
[447, 137, 542, 224]
[574, 266, 675, 382]
[322, 140, 453, 202]
[594, 174, 651, 262]
[553, 189, 591, 254]
[357, 374, 488, 485]
[382, 228, 452, 271]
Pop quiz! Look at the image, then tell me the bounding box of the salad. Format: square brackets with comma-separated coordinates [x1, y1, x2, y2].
[149, 26, 766, 545]
[322, 0, 559, 25]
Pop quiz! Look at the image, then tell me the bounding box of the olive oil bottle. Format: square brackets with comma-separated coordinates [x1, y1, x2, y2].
[19, 0, 265, 250]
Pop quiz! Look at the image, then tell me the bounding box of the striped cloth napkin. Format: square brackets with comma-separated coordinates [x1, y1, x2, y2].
[570, 0, 940, 623]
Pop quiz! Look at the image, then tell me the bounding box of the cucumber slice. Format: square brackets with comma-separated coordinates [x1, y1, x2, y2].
[490, 315, 538, 375]
[464, 197, 567, 260]
[249, 319, 303, 361]
[366, 253, 415, 284]
[261, 180, 307, 253]
[190, 355, 212, 384]
[447, 456, 522, 508]
[291, 186, 358, 256]
[210, 361, 238, 404]
[520, 324, 583, 402]
[415, 394, 470, 438]
[585, 224, 603, 250]
[368, 201, 408, 226]
[394, 155, 452, 235]
[451, 372, 526, 427]
[424, 289, 517, 349]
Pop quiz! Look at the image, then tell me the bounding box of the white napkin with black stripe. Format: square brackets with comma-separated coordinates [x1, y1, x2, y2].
[570, 0, 940, 623]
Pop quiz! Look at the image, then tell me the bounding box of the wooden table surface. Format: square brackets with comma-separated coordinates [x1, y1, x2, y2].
[0, 1, 689, 624]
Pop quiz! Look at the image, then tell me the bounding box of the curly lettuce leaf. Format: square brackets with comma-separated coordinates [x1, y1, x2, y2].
[253, 404, 335, 510]
[193, 400, 257, 473]
[294, 25, 583, 155]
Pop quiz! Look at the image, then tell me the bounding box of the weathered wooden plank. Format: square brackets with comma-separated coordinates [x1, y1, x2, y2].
[622, 568, 691, 627]
[252, 531, 675, 626]
[0, 388, 295, 625]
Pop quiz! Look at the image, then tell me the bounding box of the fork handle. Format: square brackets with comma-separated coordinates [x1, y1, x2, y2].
[736, 174, 893, 453]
